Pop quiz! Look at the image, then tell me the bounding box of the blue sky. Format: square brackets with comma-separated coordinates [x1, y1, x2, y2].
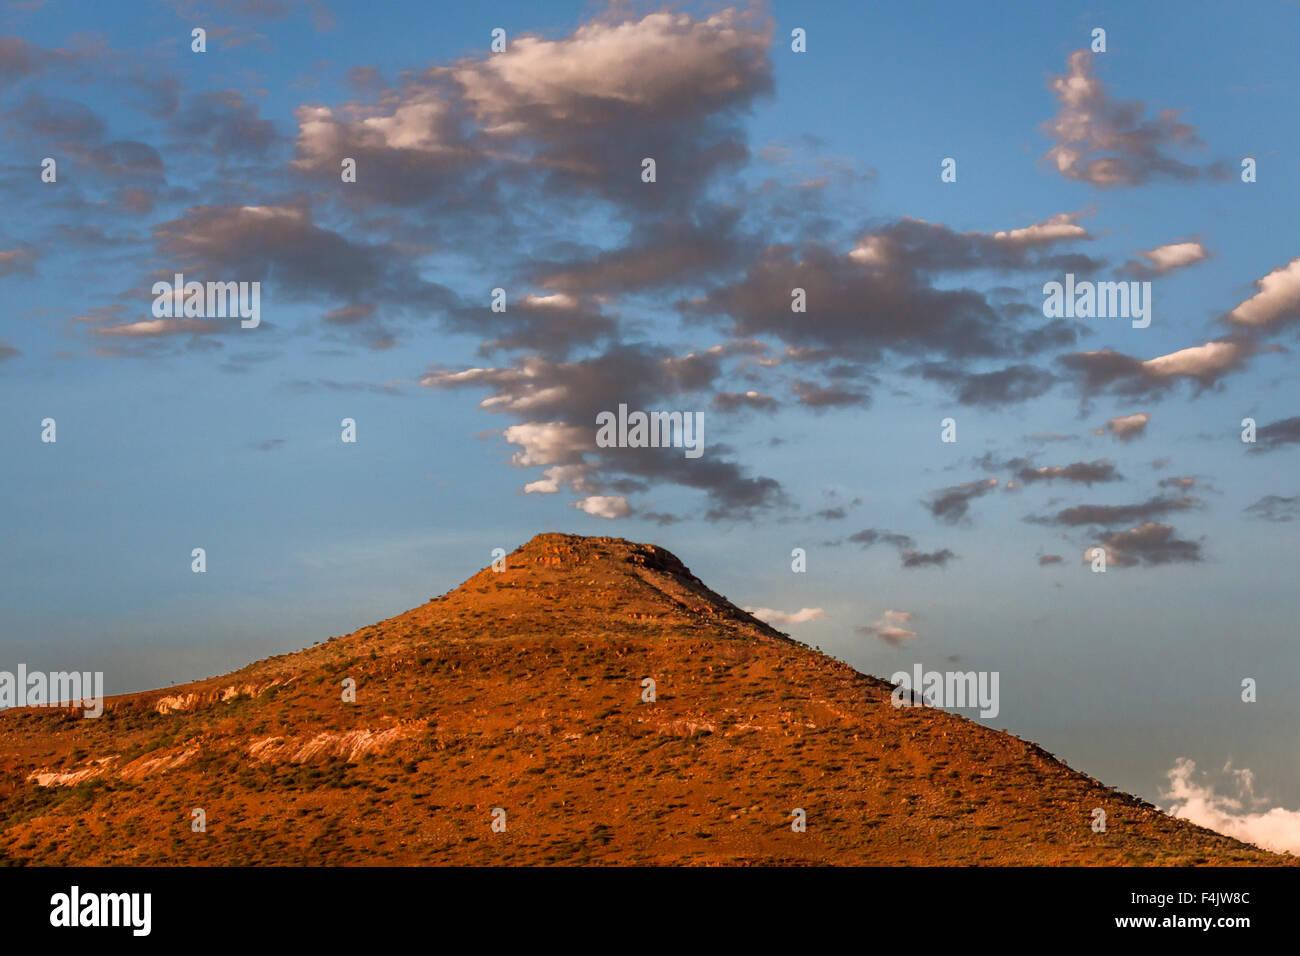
[2, 0, 1299, 840]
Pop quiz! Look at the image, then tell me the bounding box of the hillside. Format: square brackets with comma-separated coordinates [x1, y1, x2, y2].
[0, 533, 1285, 865]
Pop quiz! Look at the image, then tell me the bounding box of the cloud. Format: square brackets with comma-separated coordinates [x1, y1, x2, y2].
[1042, 50, 1219, 187]
[0, 35, 93, 89]
[0, 36, 42, 87]
[857, 610, 918, 647]
[685, 216, 1096, 373]
[900, 548, 955, 568]
[291, 8, 774, 213]
[3, 92, 106, 141]
[1163, 759, 1300, 855]
[125, 203, 456, 349]
[1085, 522, 1203, 567]
[1225, 258, 1300, 330]
[421, 345, 786, 521]
[744, 606, 825, 626]
[916, 362, 1057, 407]
[847, 212, 1097, 272]
[712, 390, 778, 413]
[533, 212, 749, 294]
[927, 478, 998, 524]
[1249, 416, 1300, 453]
[1016, 459, 1122, 486]
[92, 318, 233, 339]
[155, 204, 447, 305]
[448, 292, 618, 358]
[174, 89, 278, 157]
[791, 378, 869, 408]
[500, 421, 590, 471]
[844, 528, 954, 568]
[1244, 494, 1300, 522]
[82, 140, 166, 178]
[1061, 340, 1252, 395]
[1105, 412, 1149, 441]
[1039, 494, 1198, 527]
[571, 495, 631, 519]
[450, 8, 772, 208]
[848, 528, 915, 550]
[1123, 241, 1209, 277]
[0, 248, 36, 277]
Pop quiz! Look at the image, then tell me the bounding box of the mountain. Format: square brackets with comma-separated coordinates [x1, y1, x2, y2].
[0, 533, 1285, 865]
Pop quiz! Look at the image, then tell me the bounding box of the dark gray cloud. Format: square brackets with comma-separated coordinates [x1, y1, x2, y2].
[927, 478, 999, 524]
[685, 213, 1098, 372]
[3, 92, 106, 141]
[1244, 494, 1300, 523]
[533, 212, 750, 295]
[1016, 459, 1122, 486]
[174, 90, 278, 157]
[1034, 494, 1199, 527]
[917, 361, 1056, 407]
[712, 390, 778, 413]
[83, 140, 166, 178]
[838, 528, 956, 568]
[154, 203, 454, 311]
[1250, 416, 1300, 453]
[1090, 522, 1203, 567]
[791, 378, 869, 408]
[849, 213, 1099, 273]
[1058, 338, 1253, 395]
[901, 548, 955, 568]
[848, 528, 915, 550]
[445, 292, 617, 359]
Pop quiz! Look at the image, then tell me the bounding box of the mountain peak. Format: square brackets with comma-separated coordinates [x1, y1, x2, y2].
[1, 532, 1285, 866]
[427, 532, 790, 644]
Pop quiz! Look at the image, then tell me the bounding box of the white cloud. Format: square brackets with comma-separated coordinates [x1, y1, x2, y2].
[571, 495, 630, 519]
[1132, 241, 1208, 275]
[990, 212, 1090, 245]
[93, 318, 225, 338]
[1227, 258, 1300, 328]
[743, 606, 826, 626]
[1163, 758, 1300, 855]
[500, 421, 589, 467]
[451, 10, 771, 127]
[858, 609, 917, 646]
[1142, 341, 1244, 379]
